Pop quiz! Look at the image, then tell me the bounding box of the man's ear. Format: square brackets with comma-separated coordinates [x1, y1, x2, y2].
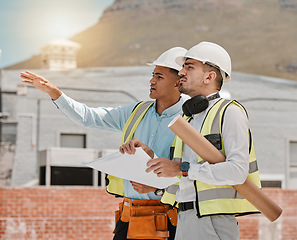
[204, 71, 217, 85]
[174, 80, 180, 87]
[174, 76, 181, 88]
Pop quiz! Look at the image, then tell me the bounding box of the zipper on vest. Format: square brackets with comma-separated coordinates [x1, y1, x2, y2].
[193, 180, 202, 218]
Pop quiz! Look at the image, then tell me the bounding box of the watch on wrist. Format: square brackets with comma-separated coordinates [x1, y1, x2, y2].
[154, 188, 165, 196]
[180, 162, 190, 177]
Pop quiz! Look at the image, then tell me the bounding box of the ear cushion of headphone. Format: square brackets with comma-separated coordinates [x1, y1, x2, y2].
[182, 95, 209, 116]
[182, 102, 191, 116]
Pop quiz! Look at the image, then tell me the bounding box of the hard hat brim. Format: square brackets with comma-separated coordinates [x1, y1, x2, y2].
[176, 56, 231, 82]
[146, 61, 183, 71]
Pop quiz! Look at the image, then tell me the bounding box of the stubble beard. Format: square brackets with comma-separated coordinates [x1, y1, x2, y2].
[178, 83, 188, 95]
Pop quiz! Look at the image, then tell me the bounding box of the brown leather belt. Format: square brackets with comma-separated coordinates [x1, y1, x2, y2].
[124, 197, 163, 207]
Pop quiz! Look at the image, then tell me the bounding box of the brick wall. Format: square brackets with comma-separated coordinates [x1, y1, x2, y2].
[0, 187, 296, 240]
[0, 187, 122, 240]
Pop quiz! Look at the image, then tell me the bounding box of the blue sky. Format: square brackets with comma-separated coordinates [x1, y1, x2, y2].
[0, 0, 114, 68]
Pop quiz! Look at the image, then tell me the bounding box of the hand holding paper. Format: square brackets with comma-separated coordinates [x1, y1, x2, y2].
[130, 181, 157, 194]
[146, 157, 182, 177]
[83, 147, 179, 189]
[119, 138, 154, 158]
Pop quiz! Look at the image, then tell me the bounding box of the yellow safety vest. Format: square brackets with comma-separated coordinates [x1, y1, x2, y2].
[106, 101, 154, 197]
[161, 99, 261, 216]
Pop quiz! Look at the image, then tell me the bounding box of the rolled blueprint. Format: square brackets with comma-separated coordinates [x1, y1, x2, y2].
[168, 116, 225, 164]
[168, 115, 282, 222]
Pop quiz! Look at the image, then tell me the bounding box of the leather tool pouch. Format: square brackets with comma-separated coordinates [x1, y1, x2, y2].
[128, 215, 157, 238]
[167, 208, 178, 227]
[113, 202, 124, 233]
[127, 205, 169, 239]
[114, 200, 171, 239]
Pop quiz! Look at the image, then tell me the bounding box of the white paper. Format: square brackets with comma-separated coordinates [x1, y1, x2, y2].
[82, 148, 179, 189]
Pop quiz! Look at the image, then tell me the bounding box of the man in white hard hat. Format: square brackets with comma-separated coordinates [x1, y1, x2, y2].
[127, 42, 261, 240]
[20, 46, 187, 240]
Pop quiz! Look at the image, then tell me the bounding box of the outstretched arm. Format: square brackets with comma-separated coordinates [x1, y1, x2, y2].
[20, 70, 134, 131]
[20, 71, 62, 100]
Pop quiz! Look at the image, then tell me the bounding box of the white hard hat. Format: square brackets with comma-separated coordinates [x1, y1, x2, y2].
[147, 47, 188, 71]
[176, 42, 231, 82]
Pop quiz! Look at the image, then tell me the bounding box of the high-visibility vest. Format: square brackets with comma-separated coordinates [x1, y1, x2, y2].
[106, 101, 154, 197]
[161, 99, 261, 216]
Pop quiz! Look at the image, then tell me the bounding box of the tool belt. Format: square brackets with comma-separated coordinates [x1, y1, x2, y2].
[114, 197, 178, 239]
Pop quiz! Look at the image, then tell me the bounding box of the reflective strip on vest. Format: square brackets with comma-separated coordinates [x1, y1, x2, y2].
[162, 116, 188, 204]
[199, 187, 245, 201]
[166, 184, 180, 194]
[106, 101, 154, 197]
[122, 101, 155, 144]
[161, 116, 192, 206]
[172, 157, 182, 163]
[249, 161, 258, 174]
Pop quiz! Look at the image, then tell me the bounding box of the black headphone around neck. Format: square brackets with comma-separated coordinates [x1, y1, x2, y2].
[182, 92, 220, 116]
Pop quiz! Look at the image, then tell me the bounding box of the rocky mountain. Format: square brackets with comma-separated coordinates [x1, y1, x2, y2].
[6, 0, 297, 80]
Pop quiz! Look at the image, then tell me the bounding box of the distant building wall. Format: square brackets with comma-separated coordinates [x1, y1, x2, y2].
[0, 187, 296, 240]
[0, 143, 14, 186]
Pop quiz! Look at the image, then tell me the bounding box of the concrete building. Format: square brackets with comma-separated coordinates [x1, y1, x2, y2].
[0, 66, 297, 188]
[0, 66, 149, 187]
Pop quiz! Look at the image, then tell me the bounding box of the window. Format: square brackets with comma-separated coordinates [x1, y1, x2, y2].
[260, 173, 283, 188]
[39, 167, 106, 186]
[261, 180, 282, 188]
[287, 140, 297, 189]
[289, 141, 297, 166]
[39, 133, 94, 186]
[39, 134, 110, 187]
[60, 133, 86, 148]
[40, 166, 93, 186]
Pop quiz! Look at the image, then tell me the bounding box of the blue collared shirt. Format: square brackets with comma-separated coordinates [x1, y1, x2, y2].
[53, 92, 183, 200]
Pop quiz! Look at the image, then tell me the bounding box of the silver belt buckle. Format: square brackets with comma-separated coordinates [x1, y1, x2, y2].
[124, 201, 130, 207]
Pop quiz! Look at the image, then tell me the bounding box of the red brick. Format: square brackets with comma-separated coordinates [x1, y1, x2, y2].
[1, 187, 296, 239]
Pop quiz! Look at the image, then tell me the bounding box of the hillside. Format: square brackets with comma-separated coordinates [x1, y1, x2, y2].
[6, 0, 297, 80]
